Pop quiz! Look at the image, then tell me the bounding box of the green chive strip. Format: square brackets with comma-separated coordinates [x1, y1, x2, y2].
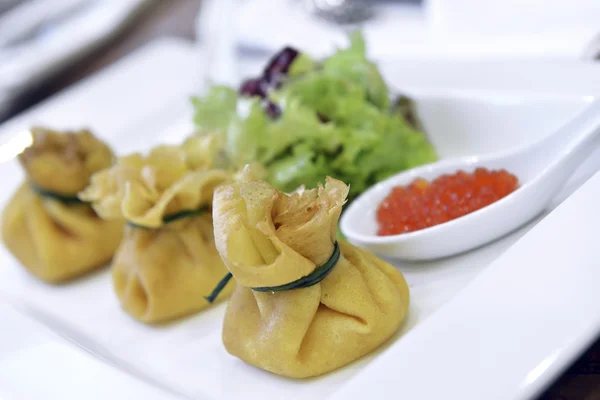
[127, 206, 208, 229]
[203, 272, 234, 303]
[204, 241, 341, 303]
[30, 183, 85, 205]
[252, 241, 340, 292]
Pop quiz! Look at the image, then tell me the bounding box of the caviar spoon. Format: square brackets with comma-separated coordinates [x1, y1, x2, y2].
[340, 99, 600, 260]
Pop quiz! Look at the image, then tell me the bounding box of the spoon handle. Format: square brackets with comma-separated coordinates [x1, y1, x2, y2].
[534, 99, 600, 179]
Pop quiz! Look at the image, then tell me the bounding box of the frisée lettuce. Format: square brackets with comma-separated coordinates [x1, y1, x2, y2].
[192, 32, 437, 200]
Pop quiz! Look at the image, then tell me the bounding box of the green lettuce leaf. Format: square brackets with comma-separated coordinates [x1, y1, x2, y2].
[288, 53, 317, 77]
[321, 31, 389, 110]
[191, 86, 237, 133]
[191, 31, 437, 201]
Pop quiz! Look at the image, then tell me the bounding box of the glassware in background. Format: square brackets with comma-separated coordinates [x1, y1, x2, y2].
[201, 0, 600, 74]
[197, 0, 241, 90]
[194, 0, 374, 92]
[305, 0, 373, 24]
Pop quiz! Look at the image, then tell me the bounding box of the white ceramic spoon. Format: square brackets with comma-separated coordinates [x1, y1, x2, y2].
[341, 99, 600, 260]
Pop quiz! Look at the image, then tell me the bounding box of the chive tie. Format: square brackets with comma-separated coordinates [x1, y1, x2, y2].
[204, 241, 341, 303]
[127, 206, 209, 229]
[30, 183, 85, 205]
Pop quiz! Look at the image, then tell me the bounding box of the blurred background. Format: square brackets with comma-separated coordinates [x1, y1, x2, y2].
[2, 0, 600, 124]
[1, 0, 599, 398]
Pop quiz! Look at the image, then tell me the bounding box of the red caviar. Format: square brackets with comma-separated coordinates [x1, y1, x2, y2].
[376, 168, 519, 236]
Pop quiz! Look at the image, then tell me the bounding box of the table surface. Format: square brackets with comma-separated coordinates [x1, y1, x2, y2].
[5, 0, 600, 399]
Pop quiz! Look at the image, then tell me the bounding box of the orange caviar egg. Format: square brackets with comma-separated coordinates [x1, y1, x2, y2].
[376, 168, 519, 236]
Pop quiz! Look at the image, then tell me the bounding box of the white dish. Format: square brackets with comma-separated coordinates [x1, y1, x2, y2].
[341, 99, 600, 260]
[1, 38, 600, 400]
[334, 169, 600, 400]
[0, 299, 177, 400]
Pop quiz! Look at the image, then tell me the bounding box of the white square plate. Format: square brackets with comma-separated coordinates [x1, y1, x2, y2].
[0, 299, 178, 399]
[1, 38, 600, 400]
